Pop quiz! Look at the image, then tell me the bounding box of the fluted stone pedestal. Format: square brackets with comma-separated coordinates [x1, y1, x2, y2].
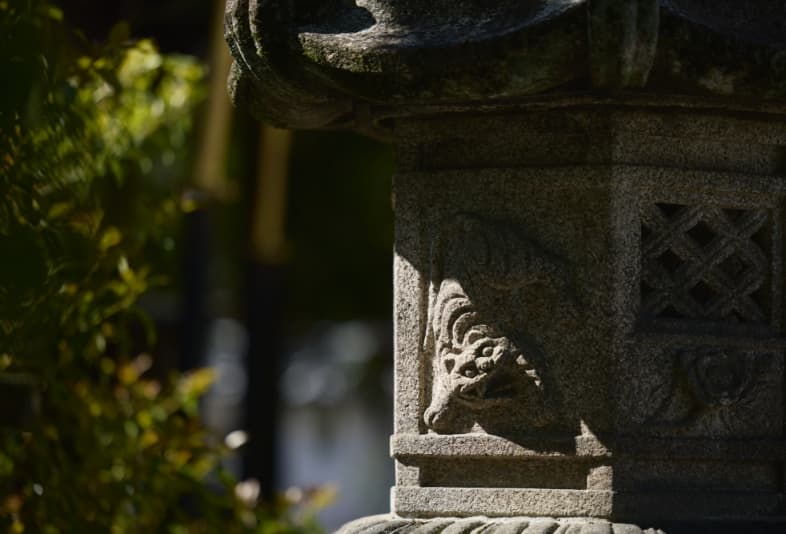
[226, 1, 786, 531]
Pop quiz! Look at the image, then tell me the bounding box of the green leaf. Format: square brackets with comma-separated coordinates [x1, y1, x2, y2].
[99, 226, 122, 250]
[46, 6, 63, 21]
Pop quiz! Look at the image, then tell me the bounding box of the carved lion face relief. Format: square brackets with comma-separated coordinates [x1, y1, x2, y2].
[423, 215, 570, 435]
[424, 282, 547, 433]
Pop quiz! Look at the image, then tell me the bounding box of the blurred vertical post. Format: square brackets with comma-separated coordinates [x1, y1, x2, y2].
[183, 0, 293, 502]
[244, 126, 293, 501]
[181, 0, 233, 370]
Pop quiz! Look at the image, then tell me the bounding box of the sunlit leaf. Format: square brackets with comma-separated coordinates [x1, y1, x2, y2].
[0, 4, 315, 532]
[117, 362, 139, 385]
[165, 450, 191, 468]
[47, 202, 71, 219]
[99, 226, 122, 250]
[178, 368, 216, 398]
[305, 485, 338, 510]
[117, 256, 134, 283]
[136, 410, 152, 428]
[46, 6, 63, 20]
[139, 429, 158, 449]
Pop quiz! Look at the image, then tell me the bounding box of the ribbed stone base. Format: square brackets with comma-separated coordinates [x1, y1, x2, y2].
[335, 515, 664, 534]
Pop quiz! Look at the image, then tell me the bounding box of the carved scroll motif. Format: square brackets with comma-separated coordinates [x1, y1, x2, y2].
[423, 215, 571, 434]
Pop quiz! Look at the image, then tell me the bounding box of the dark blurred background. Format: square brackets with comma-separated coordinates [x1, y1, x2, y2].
[59, 0, 396, 528]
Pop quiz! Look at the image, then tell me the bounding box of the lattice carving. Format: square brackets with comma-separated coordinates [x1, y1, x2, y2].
[640, 203, 772, 323]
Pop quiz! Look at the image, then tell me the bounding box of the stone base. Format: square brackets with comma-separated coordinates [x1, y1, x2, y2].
[335, 515, 665, 534]
[337, 516, 786, 534]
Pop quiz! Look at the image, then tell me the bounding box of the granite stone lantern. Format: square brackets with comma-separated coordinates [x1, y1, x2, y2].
[225, 1, 786, 531]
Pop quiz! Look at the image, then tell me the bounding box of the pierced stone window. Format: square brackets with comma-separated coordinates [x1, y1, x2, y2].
[639, 202, 773, 324]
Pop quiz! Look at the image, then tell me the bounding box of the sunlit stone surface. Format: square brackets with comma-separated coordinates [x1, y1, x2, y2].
[227, 1, 786, 531]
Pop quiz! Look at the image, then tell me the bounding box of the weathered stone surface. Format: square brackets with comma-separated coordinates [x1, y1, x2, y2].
[387, 108, 786, 526]
[422, 214, 571, 435]
[225, 0, 786, 129]
[336, 515, 665, 534]
[225, 1, 786, 532]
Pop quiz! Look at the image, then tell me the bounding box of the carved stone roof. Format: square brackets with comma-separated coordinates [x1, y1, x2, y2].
[225, 0, 786, 129]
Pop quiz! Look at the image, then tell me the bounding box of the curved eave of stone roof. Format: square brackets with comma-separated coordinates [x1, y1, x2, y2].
[652, 6, 786, 101]
[225, 0, 786, 130]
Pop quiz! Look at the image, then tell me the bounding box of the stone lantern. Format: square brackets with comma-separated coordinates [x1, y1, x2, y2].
[225, 1, 786, 531]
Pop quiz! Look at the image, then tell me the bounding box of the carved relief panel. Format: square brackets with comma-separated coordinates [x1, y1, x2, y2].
[639, 203, 775, 327]
[621, 191, 785, 439]
[422, 214, 574, 436]
[394, 167, 623, 450]
[648, 347, 782, 437]
[620, 341, 783, 438]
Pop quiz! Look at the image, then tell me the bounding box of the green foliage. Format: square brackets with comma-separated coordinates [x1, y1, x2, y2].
[0, 2, 327, 532]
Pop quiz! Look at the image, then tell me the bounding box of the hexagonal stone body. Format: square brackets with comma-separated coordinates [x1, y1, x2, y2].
[390, 107, 786, 523]
[224, 0, 786, 530]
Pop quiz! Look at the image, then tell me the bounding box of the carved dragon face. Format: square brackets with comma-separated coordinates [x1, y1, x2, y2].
[425, 324, 544, 432]
[442, 329, 540, 407]
[423, 216, 568, 434]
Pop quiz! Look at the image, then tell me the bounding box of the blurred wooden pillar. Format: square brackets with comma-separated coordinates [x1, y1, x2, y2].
[243, 126, 293, 501]
[180, 0, 235, 372]
[184, 0, 294, 502]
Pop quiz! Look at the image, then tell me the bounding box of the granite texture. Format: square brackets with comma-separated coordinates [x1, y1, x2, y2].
[224, 2, 786, 532]
[225, 0, 786, 129]
[336, 515, 786, 534]
[336, 515, 665, 534]
[387, 108, 786, 527]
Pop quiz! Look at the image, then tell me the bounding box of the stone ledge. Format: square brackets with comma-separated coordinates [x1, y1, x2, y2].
[392, 433, 786, 461]
[391, 434, 611, 459]
[392, 488, 613, 518]
[392, 488, 784, 523]
[616, 437, 786, 460]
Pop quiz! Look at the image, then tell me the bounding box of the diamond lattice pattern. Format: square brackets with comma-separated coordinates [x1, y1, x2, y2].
[640, 203, 771, 323]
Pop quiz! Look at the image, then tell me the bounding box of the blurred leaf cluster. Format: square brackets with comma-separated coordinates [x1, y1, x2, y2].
[0, 1, 326, 532]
